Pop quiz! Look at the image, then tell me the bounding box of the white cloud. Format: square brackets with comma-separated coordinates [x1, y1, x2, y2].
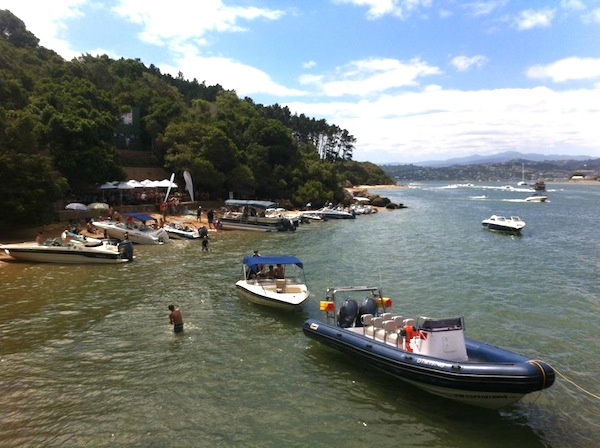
[582, 8, 600, 23]
[463, 1, 508, 18]
[1, 0, 86, 59]
[112, 0, 285, 47]
[334, 0, 432, 20]
[303, 61, 317, 69]
[514, 8, 556, 30]
[527, 57, 600, 82]
[300, 57, 441, 97]
[560, 0, 586, 11]
[451, 55, 488, 72]
[285, 86, 600, 162]
[161, 50, 306, 97]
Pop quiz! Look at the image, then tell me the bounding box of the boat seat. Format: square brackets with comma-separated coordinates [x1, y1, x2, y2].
[365, 316, 383, 337]
[383, 320, 400, 345]
[361, 314, 374, 335]
[380, 312, 392, 321]
[392, 316, 404, 330]
[276, 278, 286, 293]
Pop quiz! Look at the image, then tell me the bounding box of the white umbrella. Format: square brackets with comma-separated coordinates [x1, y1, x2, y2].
[88, 202, 110, 210]
[100, 182, 117, 190]
[156, 179, 178, 188]
[117, 180, 144, 189]
[126, 180, 145, 188]
[66, 203, 90, 211]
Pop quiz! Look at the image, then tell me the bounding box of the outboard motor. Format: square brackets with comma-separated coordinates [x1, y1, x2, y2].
[337, 299, 358, 328]
[118, 240, 134, 262]
[355, 297, 378, 327]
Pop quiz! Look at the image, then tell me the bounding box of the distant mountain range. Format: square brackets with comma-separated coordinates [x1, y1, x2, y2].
[386, 151, 595, 168]
[380, 153, 600, 182]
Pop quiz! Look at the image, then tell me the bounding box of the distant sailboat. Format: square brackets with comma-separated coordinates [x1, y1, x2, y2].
[517, 163, 528, 186]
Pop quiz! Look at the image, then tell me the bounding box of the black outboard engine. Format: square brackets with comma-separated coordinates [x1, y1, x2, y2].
[118, 240, 134, 262]
[337, 299, 358, 328]
[355, 297, 378, 327]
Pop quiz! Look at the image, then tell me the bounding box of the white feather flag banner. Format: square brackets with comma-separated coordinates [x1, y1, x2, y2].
[183, 170, 194, 202]
[165, 172, 175, 202]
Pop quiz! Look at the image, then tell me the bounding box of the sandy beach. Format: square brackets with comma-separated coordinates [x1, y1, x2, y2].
[0, 184, 401, 260]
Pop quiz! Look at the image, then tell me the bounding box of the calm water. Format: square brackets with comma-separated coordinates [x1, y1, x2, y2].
[1, 182, 599, 447]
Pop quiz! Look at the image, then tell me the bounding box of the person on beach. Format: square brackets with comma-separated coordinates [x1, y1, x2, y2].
[196, 205, 202, 222]
[207, 209, 215, 229]
[36, 231, 44, 245]
[168, 305, 184, 333]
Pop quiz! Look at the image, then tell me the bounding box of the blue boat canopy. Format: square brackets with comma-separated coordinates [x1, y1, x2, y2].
[243, 255, 303, 269]
[122, 212, 158, 222]
[226, 199, 277, 209]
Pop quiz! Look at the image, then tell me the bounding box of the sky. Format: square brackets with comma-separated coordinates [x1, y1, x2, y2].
[3, 0, 600, 164]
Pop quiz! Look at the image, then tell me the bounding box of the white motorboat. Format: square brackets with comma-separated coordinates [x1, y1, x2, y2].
[0, 238, 132, 264]
[482, 215, 526, 233]
[219, 200, 296, 232]
[297, 210, 325, 221]
[318, 205, 356, 219]
[235, 255, 310, 310]
[163, 221, 200, 240]
[525, 194, 548, 203]
[92, 212, 169, 244]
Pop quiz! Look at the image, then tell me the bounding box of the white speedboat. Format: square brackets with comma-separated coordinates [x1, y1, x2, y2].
[92, 212, 169, 244]
[303, 286, 555, 409]
[219, 200, 296, 232]
[482, 215, 526, 233]
[235, 255, 310, 310]
[525, 194, 548, 203]
[318, 205, 356, 219]
[0, 238, 132, 264]
[163, 221, 200, 240]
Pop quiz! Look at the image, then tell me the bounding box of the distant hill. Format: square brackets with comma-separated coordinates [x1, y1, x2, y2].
[402, 151, 594, 168]
[380, 157, 600, 182]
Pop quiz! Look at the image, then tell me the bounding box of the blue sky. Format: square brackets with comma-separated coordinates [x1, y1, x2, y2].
[3, 0, 600, 163]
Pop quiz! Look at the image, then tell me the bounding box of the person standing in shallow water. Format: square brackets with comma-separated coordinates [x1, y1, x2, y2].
[168, 305, 184, 333]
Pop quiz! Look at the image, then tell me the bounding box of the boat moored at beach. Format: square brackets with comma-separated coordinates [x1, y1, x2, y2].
[163, 221, 200, 240]
[219, 200, 297, 232]
[236, 255, 310, 310]
[0, 238, 133, 264]
[92, 212, 169, 244]
[302, 286, 555, 409]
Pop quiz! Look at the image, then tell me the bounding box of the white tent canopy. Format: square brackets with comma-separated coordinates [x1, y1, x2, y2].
[100, 179, 178, 189]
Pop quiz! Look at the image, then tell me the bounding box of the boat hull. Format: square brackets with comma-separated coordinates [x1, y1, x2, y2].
[482, 223, 523, 233]
[1, 242, 128, 264]
[302, 319, 554, 409]
[92, 221, 168, 244]
[220, 217, 296, 232]
[236, 281, 309, 310]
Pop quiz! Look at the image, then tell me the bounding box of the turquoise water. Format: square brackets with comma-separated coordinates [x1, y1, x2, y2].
[1, 182, 598, 447]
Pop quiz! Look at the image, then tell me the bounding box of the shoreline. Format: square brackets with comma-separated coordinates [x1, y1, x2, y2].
[0, 184, 401, 251]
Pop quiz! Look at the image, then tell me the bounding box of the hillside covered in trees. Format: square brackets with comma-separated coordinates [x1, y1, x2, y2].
[0, 10, 393, 230]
